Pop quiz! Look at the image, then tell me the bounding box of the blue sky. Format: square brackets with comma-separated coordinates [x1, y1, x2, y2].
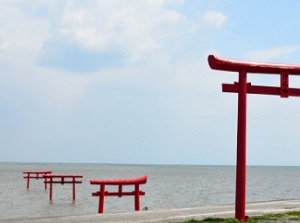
[1, 0, 300, 165]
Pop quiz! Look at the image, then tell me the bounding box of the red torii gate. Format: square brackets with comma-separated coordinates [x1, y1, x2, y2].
[208, 54, 300, 222]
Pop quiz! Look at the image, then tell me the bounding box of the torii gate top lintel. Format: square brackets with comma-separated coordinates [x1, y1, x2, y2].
[208, 54, 300, 98]
[208, 54, 300, 75]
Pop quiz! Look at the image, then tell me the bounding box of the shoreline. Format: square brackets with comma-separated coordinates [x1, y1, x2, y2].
[1, 199, 300, 223]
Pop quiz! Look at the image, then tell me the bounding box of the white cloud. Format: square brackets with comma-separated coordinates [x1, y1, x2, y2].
[245, 46, 300, 62]
[0, 1, 50, 60]
[203, 10, 227, 28]
[0, 1, 219, 107]
[57, 0, 185, 59]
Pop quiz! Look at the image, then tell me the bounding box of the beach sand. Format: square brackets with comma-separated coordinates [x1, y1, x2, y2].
[1, 199, 300, 223]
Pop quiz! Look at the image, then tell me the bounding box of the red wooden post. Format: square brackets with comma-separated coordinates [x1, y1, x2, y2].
[99, 184, 105, 213]
[134, 183, 140, 211]
[280, 72, 289, 98]
[49, 177, 53, 201]
[26, 173, 30, 189]
[72, 177, 76, 200]
[118, 185, 122, 197]
[235, 71, 247, 221]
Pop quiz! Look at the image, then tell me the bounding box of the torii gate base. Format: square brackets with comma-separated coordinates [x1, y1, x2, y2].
[208, 55, 300, 222]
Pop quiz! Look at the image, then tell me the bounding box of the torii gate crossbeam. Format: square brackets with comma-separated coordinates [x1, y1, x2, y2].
[208, 55, 300, 222]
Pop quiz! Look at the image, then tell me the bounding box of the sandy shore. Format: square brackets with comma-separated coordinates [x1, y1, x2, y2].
[1, 199, 300, 223]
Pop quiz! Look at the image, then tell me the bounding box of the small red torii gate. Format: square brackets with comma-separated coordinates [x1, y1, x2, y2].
[208, 54, 300, 222]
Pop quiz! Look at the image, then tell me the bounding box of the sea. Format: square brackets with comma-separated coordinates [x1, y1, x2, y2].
[1, 162, 300, 220]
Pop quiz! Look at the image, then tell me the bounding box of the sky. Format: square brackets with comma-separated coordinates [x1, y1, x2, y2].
[1, 0, 300, 165]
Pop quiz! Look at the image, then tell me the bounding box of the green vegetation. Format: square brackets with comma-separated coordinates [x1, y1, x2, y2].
[180, 211, 300, 223]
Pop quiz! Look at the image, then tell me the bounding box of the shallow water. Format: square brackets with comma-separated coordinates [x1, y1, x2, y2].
[1, 163, 300, 219]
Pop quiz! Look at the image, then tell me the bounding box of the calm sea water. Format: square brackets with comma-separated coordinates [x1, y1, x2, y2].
[1, 162, 300, 220]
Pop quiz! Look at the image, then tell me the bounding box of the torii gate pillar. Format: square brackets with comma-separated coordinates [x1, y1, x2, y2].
[208, 55, 300, 222]
[235, 70, 247, 221]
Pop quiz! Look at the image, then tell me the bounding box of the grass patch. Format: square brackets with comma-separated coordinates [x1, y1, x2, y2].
[249, 211, 300, 222]
[180, 211, 300, 223]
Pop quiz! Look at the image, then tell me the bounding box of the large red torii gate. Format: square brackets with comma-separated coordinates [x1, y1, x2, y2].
[208, 54, 300, 222]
